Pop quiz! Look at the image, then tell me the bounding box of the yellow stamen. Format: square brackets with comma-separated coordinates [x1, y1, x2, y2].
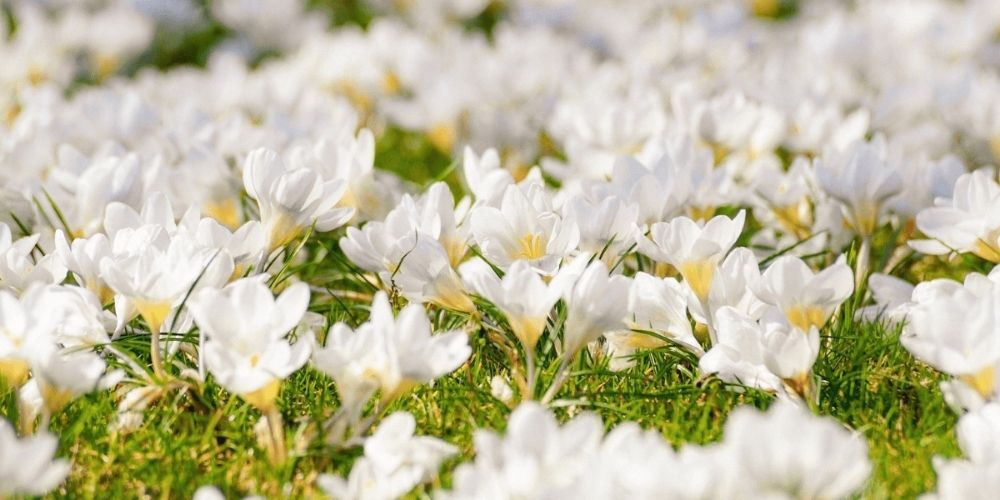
[513, 233, 547, 261]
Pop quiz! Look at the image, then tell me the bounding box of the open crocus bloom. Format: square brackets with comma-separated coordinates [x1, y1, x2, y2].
[635, 211, 745, 304]
[313, 292, 470, 406]
[243, 148, 355, 253]
[752, 255, 854, 332]
[190, 278, 313, 410]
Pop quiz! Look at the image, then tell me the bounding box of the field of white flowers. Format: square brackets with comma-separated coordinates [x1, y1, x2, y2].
[3, 0, 1000, 498]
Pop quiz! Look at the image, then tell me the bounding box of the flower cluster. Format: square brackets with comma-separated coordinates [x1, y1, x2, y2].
[2, 0, 1000, 497]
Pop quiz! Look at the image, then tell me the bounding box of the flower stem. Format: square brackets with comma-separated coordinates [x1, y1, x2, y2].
[541, 356, 573, 404]
[525, 347, 537, 400]
[266, 406, 286, 464]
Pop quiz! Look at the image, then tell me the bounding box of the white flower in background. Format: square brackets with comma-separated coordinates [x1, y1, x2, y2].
[243, 148, 355, 254]
[441, 402, 606, 499]
[0, 224, 67, 295]
[721, 401, 871, 499]
[462, 146, 512, 207]
[597, 152, 690, 226]
[318, 411, 456, 499]
[912, 169, 1000, 262]
[469, 183, 579, 275]
[54, 230, 115, 304]
[313, 292, 470, 407]
[925, 403, 1000, 500]
[24, 284, 114, 348]
[686, 247, 767, 330]
[562, 195, 639, 265]
[293, 129, 396, 221]
[0, 417, 70, 496]
[858, 273, 915, 323]
[213, 0, 324, 50]
[388, 237, 476, 313]
[636, 211, 745, 306]
[752, 255, 854, 332]
[815, 137, 903, 237]
[189, 279, 312, 411]
[45, 145, 146, 237]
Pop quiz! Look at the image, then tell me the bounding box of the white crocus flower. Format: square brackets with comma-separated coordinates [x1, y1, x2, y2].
[0, 289, 57, 388]
[313, 292, 471, 407]
[635, 211, 745, 310]
[189, 279, 312, 411]
[469, 183, 579, 275]
[0, 417, 70, 496]
[925, 403, 1000, 499]
[762, 320, 822, 399]
[0, 224, 67, 295]
[32, 348, 106, 414]
[752, 255, 854, 332]
[814, 137, 903, 237]
[699, 307, 783, 393]
[902, 276, 1000, 404]
[609, 272, 696, 369]
[462, 258, 562, 352]
[912, 169, 1000, 263]
[55, 230, 115, 305]
[722, 401, 872, 499]
[243, 148, 355, 254]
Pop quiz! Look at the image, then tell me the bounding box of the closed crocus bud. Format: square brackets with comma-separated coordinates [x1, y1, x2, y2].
[762, 321, 820, 399]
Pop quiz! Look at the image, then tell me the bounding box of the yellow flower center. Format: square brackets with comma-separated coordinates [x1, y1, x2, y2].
[135, 299, 173, 335]
[204, 197, 242, 230]
[513, 233, 547, 261]
[773, 200, 813, 240]
[785, 305, 827, 332]
[381, 72, 402, 95]
[681, 260, 716, 303]
[509, 315, 547, 350]
[0, 358, 30, 388]
[960, 365, 996, 398]
[428, 122, 456, 153]
[243, 378, 281, 412]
